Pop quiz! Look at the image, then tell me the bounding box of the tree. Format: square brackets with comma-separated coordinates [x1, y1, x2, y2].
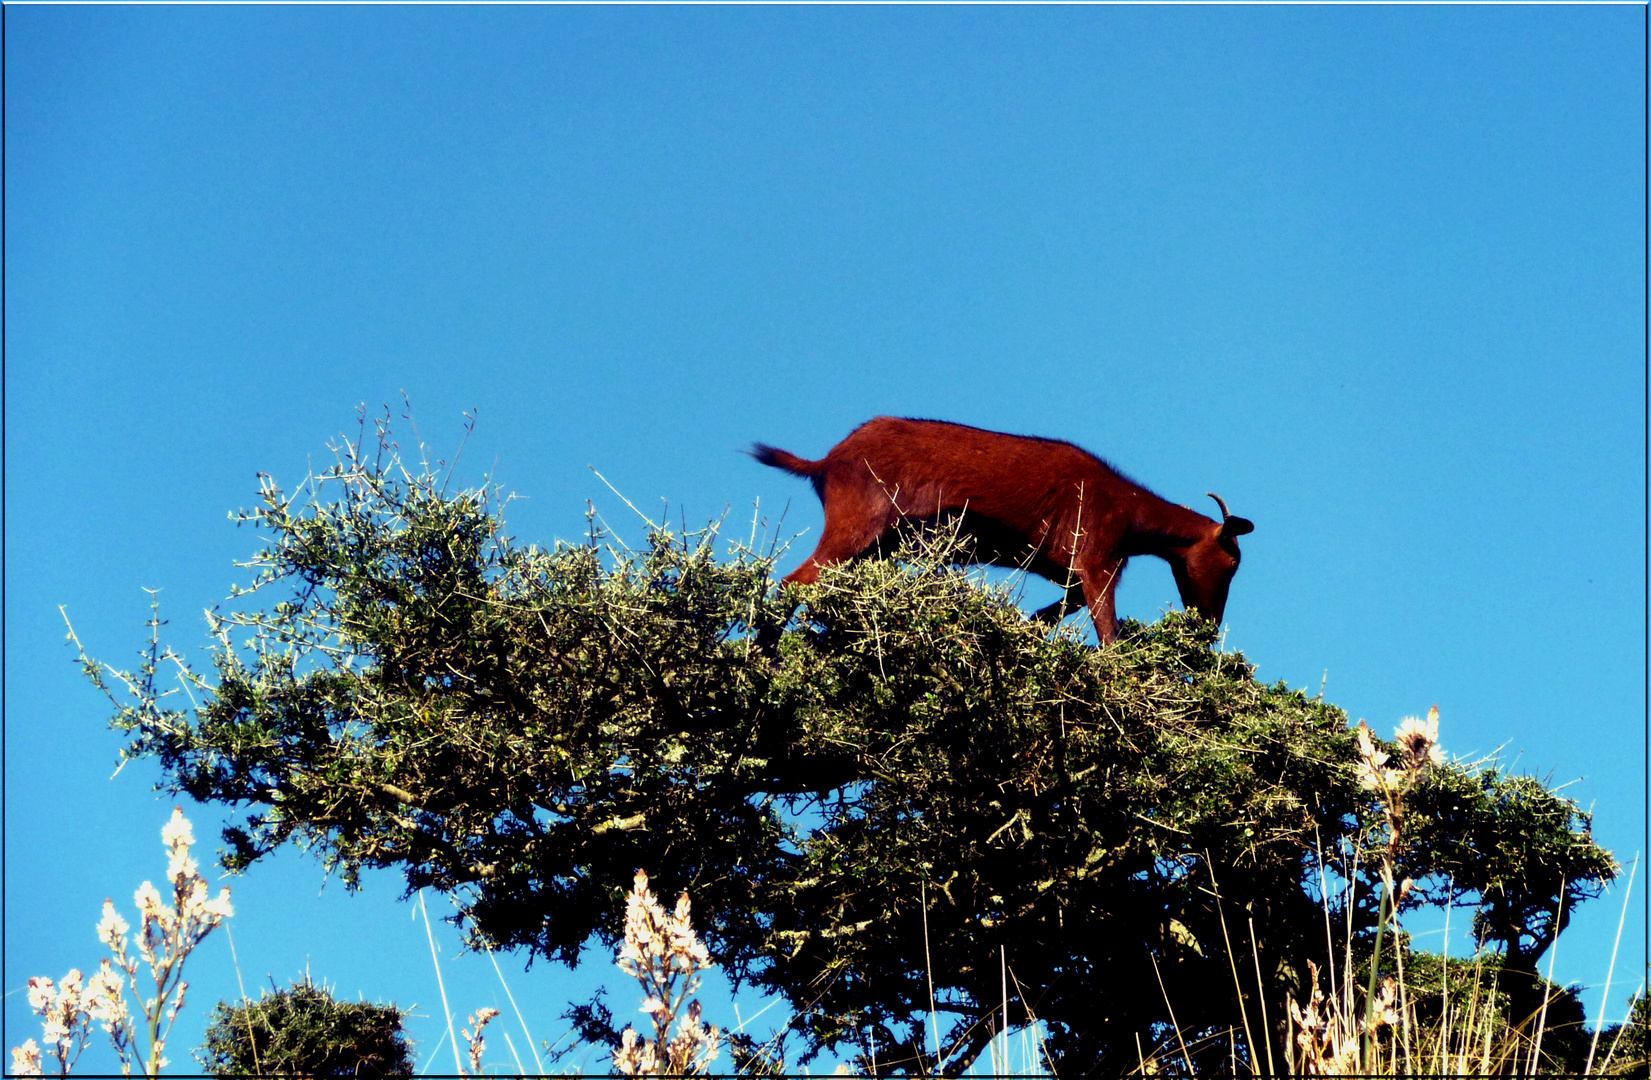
[80, 413, 1618, 1075]
[195, 974, 413, 1077]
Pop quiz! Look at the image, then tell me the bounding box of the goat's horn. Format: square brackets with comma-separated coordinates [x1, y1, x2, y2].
[1206, 492, 1233, 521]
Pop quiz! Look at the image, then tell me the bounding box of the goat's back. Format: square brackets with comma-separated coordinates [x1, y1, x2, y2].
[818, 417, 1135, 523]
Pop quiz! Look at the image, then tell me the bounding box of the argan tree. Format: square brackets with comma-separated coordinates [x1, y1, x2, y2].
[77, 413, 1617, 1076]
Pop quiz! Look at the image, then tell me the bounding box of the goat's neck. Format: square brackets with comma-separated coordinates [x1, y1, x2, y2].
[1121, 496, 1211, 556]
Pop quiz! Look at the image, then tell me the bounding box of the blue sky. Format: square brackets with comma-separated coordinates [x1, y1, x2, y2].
[6, 5, 1644, 1073]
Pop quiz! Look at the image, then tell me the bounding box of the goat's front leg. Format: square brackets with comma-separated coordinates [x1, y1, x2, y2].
[1078, 557, 1126, 644]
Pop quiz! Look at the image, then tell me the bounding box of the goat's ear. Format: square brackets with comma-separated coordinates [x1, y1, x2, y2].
[1221, 516, 1255, 538]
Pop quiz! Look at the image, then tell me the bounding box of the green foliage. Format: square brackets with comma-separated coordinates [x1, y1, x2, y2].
[84, 415, 1619, 1076]
[1387, 947, 1597, 1075]
[1601, 984, 1649, 1075]
[1552, 980, 1650, 1077]
[195, 974, 413, 1077]
[1405, 763, 1618, 1029]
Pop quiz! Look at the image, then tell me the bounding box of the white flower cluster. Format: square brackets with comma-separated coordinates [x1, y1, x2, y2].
[612, 869, 721, 1076]
[11, 1039, 44, 1076]
[15, 954, 131, 1075]
[463, 1007, 501, 1075]
[1287, 959, 1403, 1076]
[1394, 706, 1445, 772]
[18, 970, 87, 1076]
[10, 808, 232, 1077]
[1354, 705, 1444, 796]
[1286, 959, 1359, 1076]
[1291, 706, 1448, 1073]
[137, 810, 236, 956]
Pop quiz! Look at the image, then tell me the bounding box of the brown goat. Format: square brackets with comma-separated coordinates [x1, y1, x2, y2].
[752, 417, 1253, 643]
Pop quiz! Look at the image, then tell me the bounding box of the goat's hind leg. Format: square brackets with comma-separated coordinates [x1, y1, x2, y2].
[783, 499, 896, 586]
[759, 502, 893, 656]
[1030, 580, 1088, 626]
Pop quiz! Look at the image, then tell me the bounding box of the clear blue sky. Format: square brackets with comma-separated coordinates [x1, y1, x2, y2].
[6, 5, 1644, 1073]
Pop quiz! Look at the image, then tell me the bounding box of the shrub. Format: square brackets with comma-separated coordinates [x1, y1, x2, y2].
[195, 974, 413, 1077]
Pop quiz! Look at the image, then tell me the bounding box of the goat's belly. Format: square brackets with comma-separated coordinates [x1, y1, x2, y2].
[948, 511, 1046, 567]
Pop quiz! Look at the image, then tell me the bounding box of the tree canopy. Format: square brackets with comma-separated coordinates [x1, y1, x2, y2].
[80, 416, 1618, 1075]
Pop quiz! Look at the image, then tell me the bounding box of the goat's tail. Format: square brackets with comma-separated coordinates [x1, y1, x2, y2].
[750, 443, 826, 478]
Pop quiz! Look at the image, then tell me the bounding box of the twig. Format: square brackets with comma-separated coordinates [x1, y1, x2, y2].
[590, 465, 662, 530]
[1147, 948, 1195, 1076]
[1584, 853, 1637, 1076]
[420, 890, 465, 1075]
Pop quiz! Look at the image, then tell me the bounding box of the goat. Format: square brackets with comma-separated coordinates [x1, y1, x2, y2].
[752, 417, 1253, 644]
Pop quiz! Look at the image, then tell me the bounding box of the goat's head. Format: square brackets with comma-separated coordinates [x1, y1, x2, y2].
[1169, 493, 1254, 627]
